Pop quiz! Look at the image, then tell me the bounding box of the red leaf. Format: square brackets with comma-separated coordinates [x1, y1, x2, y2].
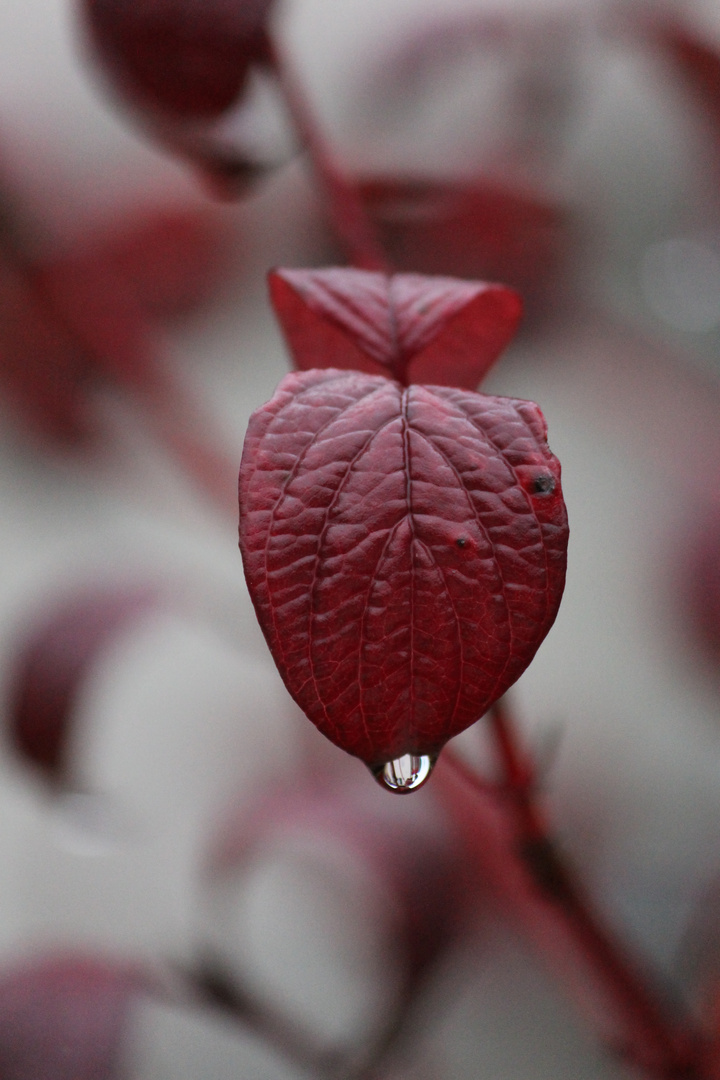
[238, 369, 568, 770]
[83, 0, 275, 121]
[0, 246, 92, 443]
[269, 267, 522, 390]
[684, 503, 720, 668]
[0, 198, 230, 448]
[9, 588, 157, 784]
[659, 21, 720, 136]
[30, 254, 158, 399]
[0, 953, 143, 1080]
[32, 204, 230, 393]
[84, 205, 230, 315]
[357, 177, 566, 322]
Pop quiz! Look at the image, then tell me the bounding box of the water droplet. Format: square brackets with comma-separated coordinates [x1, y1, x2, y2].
[371, 754, 435, 793]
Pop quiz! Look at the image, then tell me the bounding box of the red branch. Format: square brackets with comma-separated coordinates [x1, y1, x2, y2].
[268, 41, 390, 273]
[438, 705, 712, 1080]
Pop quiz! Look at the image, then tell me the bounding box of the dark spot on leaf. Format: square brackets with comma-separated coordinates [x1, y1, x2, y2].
[455, 537, 467, 548]
[532, 474, 555, 495]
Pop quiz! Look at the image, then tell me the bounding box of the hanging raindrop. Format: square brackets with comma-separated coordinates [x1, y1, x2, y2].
[371, 754, 436, 793]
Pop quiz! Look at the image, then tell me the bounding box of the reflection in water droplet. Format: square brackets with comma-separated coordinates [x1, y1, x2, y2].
[371, 754, 435, 793]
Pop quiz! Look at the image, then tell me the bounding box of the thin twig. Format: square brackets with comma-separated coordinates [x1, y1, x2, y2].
[439, 725, 711, 1080]
[268, 41, 390, 273]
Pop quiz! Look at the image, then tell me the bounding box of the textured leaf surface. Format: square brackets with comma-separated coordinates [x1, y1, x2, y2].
[269, 267, 522, 390]
[239, 369, 568, 767]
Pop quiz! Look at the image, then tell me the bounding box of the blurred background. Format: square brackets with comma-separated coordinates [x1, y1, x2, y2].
[0, 0, 719, 1076]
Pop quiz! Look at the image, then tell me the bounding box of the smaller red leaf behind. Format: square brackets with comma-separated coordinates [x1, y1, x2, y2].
[358, 177, 566, 321]
[269, 267, 522, 390]
[239, 369, 567, 769]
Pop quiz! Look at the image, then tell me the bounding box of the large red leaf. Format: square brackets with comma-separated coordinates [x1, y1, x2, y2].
[269, 267, 522, 390]
[238, 369, 568, 770]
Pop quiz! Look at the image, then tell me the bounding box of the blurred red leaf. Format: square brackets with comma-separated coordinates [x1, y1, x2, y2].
[80, 0, 289, 191]
[82, 0, 276, 121]
[238, 368, 567, 769]
[9, 588, 157, 785]
[269, 266, 522, 390]
[0, 244, 92, 442]
[0, 202, 230, 447]
[660, 20, 720, 136]
[684, 503, 720, 668]
[358, 177, 566, 320]
[0, 953, 144, 1080]
[77, 205, 230, 315]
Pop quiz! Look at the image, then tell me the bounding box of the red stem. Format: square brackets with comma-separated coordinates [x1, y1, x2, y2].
[438, 710, 711, 1079]
[268, 41, 390, 273]
[149, 38, 394, 498]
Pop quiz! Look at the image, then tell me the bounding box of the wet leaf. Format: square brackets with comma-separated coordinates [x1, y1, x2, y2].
[269, 266, 522, 390]
[238, 369, 568, 769]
